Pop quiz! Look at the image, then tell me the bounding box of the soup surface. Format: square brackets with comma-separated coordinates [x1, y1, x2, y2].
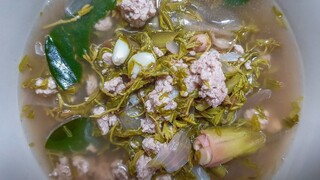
[19, 0, 303, 179]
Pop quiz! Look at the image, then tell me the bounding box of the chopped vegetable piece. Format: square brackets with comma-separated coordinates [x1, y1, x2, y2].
[19, 55, 32, 72]
[149, 131, 191, 173]
[21, 105, 35, 120]
[193, 127, 266, 167]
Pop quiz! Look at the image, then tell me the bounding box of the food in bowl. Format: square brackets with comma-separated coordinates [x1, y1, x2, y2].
[18, 0, 303, 179]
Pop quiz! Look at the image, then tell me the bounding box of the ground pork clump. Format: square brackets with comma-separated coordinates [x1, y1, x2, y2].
[140, 117, 156, 134]
[102, 52, 113, 65]
[142, 137, 166, 154]
[244, 109, 269, 127]
[92, 106, 119, 135]
[136, 155, 156, 180]
[244, 108, 282, 133]
[234, 44, 245, 55]
[103, 77, 126, 95]
[94, 16, 113, 31]
[190, 34, 210, 52]
[171, 59, 188, 72]
[86, 74, 98, 95]
[120, 0, 157, 28]
[49, 157, 72, 178]
[96, 114, 118, 135]
[145, 76, 177, 113]
[72, 156, 90, 176]
[184, 50, 228, 107]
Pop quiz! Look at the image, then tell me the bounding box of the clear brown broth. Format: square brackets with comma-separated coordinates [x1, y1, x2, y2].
[19, 0, 303, 179]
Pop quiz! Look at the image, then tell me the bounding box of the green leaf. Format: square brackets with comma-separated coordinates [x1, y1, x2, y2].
[45, 0, 116, 90]
[224, 0, 249, 6]
[284, 97, 303, 128]
[45, 36, 81, 90]
[45, 117, 95, 152]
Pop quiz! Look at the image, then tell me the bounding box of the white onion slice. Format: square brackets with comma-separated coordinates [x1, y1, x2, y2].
[148, 131, 191, 173]
[245, 89, 272, 108]
[237, 89, 272, 118]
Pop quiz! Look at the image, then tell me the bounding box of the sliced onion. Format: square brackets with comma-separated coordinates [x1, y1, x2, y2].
[192, 166, 210, 180]
[184, 21, 234, 37]
[212, 37, 232, 49]
[237, 89, 272, 118]
[148, 131, 191, 173]
[166, 41, 179, 54]
[245, 89, 272, 109]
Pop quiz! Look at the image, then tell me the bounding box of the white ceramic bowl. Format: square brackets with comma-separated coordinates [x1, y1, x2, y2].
[0, 0, 319, 179]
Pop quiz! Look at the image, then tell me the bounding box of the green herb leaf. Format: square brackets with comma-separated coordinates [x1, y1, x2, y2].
[224, 0, 249, 6]
[21, 105, 35, 120]
[45, 36, 82, 90]
[45, 0, 116, 90]
[284, 97, 303, 128]
[19, 55, 32, 72]
[45, 117, 96, 152]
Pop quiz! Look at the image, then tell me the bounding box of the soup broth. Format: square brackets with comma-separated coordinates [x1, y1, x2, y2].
[19, 0, 303, 179]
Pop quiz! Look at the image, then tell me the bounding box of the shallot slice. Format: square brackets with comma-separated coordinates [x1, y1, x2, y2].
[148, 131, 191, 173]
